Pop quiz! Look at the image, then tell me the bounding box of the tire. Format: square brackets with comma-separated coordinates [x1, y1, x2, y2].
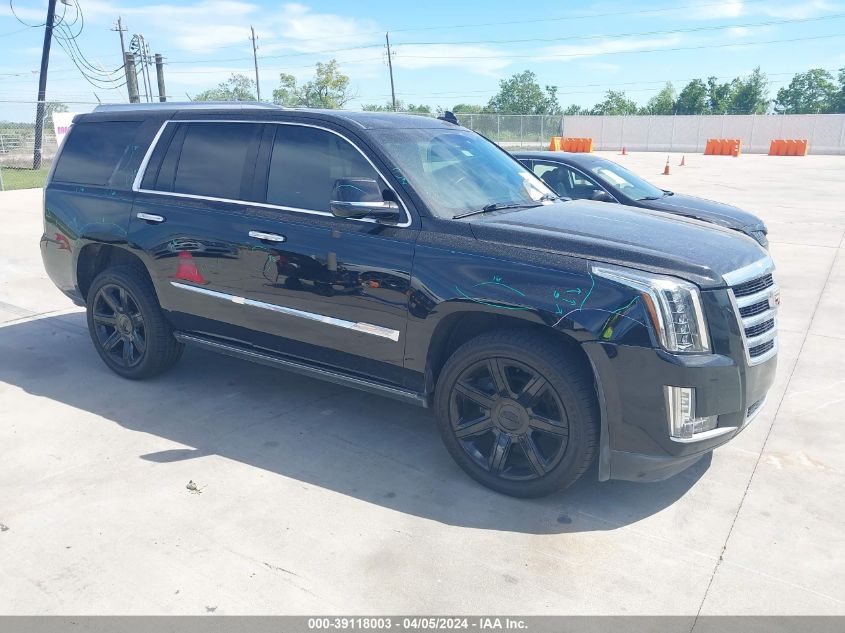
[86, 265, 184, 380]
[434, 330, 598, 498]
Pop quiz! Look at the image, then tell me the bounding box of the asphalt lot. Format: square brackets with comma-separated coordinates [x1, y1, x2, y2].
[1, 152, 843, 615]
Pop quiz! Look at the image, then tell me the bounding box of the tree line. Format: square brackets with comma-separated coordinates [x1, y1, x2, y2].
[192, 62, 845, 116]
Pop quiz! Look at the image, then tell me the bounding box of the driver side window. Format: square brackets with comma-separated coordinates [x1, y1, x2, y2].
[266, 125, 380, 212]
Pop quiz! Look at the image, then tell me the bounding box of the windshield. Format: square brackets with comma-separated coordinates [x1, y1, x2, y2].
[588, 160, 665, 201]
[370, 128, 555, 219]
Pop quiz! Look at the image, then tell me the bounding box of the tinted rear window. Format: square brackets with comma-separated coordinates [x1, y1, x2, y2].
[52, 120, 142, 186]
[171, 122, 260, 200]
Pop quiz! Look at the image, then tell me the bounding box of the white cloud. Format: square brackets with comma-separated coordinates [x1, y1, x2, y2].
[691, 0, 745, 19]
[535, 35, 684, 62]
[758, 0, 835, 19]
[390, 44, 512, 77]
[261, 3, 379, 54]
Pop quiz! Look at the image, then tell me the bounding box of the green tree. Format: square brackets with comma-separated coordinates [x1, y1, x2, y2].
[362, 100, 431, 114]
[272, 60, 353, 109]
[727, 67, 769, 114]
[706, 76, 732, 114]
[193, 73, 256, 101]
[836, 68, 845, 112]
[450, 103, 489, 114]
[487, 70, 561, 114]
[675, 79, 708, 114]
[774, 68, 838, 114]
[563, 104, 587, 115]
[590, 90, 638, 115]
[643, 82, 676, 115]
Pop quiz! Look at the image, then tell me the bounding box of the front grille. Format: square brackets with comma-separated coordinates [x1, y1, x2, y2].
[733, 273, 773, 297]
[739, 300, 770, 318]
[745, 318, 775, 338]
[727, 261, 779, 366]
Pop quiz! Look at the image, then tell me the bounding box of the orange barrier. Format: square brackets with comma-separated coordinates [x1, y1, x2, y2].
[548, 137, 593, 152]
[704, 138, 741, 156]
[769, 139, 808, 156]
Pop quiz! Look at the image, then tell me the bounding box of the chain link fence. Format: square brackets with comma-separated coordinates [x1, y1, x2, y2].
[3, 104, 845, 191]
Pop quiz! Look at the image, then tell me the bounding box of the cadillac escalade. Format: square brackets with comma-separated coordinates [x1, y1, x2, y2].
[41, 104, 778, 497]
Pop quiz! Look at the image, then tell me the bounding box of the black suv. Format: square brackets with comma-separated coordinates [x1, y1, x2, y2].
[41, 103, 778, 497]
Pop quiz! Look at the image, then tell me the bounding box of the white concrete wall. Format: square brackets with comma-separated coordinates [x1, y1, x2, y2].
[558, 114, 845, 155]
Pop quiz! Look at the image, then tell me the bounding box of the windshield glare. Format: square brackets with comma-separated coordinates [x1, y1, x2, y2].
[372, 128, 555, 218]
[588, 160, 664, 200]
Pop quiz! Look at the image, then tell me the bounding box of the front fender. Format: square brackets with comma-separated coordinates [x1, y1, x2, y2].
[404, 241, 655, 376]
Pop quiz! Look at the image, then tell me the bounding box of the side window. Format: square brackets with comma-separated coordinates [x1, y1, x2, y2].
[169, 122, 261, 200]
[266, 125, 379, 212]
[52, 120, 142, 186]
[532, 161, 603, 200]
[531, 160, 569, 196]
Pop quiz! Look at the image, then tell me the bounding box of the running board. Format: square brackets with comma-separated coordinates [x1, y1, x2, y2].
[173, 332, 429, 408]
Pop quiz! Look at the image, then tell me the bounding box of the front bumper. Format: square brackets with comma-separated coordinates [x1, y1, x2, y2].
[584, 339, 777, 483]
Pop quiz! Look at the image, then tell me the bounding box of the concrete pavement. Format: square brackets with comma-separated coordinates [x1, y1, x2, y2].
[0, 154, 843, 615]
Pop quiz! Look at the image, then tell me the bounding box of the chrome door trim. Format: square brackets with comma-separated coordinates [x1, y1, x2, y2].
[131, 119, 413, 228]
[248, 230, 286, 242]
[170, 281, 401, 342]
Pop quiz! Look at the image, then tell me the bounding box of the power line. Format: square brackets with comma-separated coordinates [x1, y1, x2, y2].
[398, 32, 845, 59]
[155, 12, 845, 67]
[395, 13, 845, 46]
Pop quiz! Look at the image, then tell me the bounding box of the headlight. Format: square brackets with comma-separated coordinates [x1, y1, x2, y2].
[592, 264, 710, 353]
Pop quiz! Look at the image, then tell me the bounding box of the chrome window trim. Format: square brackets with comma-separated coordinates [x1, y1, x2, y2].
[131, 119, 413, 228]
[170, 281, 401, 342]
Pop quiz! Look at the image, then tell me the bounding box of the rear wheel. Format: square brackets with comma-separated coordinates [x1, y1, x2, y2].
[86, 266, 183, 379]
[435, 330, 598, 497]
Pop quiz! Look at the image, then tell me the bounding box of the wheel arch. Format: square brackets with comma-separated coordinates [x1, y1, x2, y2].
[424, 307, 594, 394]
[75, 242, 153, 301]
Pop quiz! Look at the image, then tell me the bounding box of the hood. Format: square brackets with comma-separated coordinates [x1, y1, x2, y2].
[643, 192, 763, 231]
[468, 200, 767, 288]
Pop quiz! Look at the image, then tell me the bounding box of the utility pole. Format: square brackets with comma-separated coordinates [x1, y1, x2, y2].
[32, 0, 59, 170]
[385, 32, 396, 112]
[112, 16, 127, 60]
[250, 26, 261, 101]
[124, 51, 140, 103]
[154, 53, 166, 102]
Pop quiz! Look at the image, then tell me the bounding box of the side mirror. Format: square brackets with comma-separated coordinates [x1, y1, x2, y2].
[591, 190, 615, 203]
[330, 178, 401, 224]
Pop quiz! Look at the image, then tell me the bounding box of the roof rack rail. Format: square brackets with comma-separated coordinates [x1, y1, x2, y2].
[93, 101, 284, 112]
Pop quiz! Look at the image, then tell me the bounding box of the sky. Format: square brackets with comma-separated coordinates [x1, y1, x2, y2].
[1, 0, 845, 120]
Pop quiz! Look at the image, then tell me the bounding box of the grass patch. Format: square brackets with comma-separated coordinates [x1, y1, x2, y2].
[0, 167, 48, 191]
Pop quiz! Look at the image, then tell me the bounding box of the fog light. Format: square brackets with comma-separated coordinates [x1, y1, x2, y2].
[664, 386, 718, 439]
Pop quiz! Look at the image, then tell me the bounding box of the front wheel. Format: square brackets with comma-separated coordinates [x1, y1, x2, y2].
[86, 265, 183, 380]
[434, 330, 598, 498]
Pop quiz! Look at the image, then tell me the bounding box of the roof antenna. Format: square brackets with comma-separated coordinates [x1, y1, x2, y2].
[438, 110, 459, 125]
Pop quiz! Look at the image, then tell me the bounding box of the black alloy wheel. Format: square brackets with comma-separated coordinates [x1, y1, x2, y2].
[86, 265, 184, 379]
[435, 330, 598, 497]
[449, 357, 569, 481]
[91, 283, 147, 369]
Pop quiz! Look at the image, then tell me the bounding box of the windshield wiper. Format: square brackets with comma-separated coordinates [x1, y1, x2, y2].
[638, 195, 662, 201]
[539, 193, 558, 202]
[452, 202, 539, 219]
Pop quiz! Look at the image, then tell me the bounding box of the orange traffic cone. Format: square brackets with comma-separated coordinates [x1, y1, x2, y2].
[679, 155, 686, 167]
[662, 156, 671, 176]
[171, 251, 208, 284]
[620, 147, 627, 156]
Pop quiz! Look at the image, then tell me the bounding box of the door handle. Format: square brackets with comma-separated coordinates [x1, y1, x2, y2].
[137, 212, 165, 224]
[249, 231, 286, 243]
